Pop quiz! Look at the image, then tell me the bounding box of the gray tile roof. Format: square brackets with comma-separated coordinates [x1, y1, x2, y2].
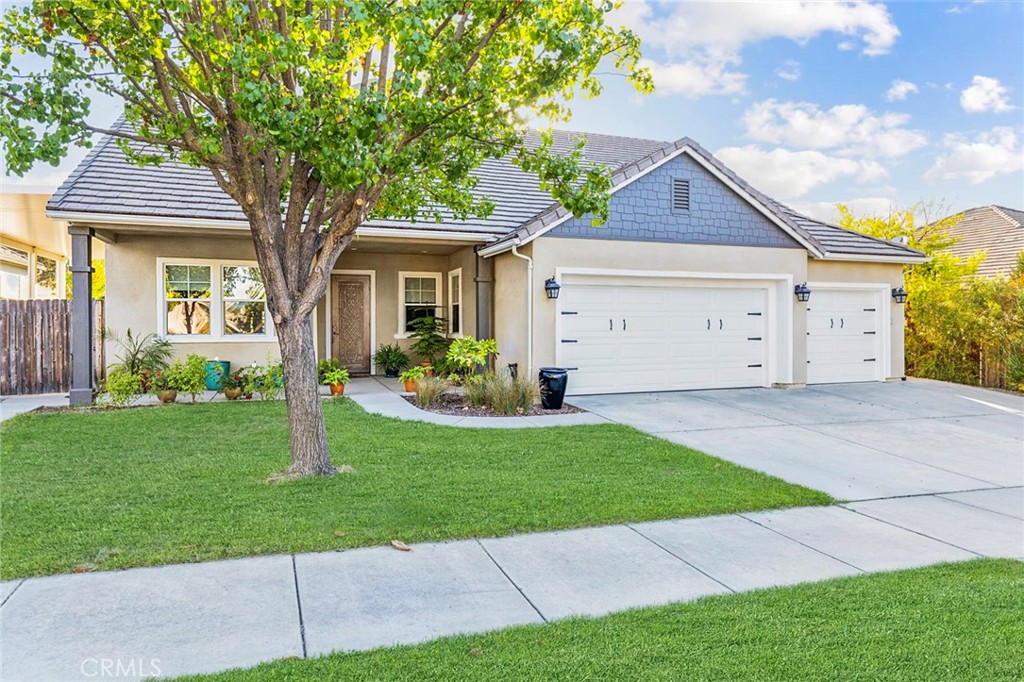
[941, 205, 1024, 277]
[493, 135, 925, 261]
[48, 124, 924, 261]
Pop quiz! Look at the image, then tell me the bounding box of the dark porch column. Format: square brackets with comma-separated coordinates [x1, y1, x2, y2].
[474, 250, 494, 340]
[68, 225, 95, 405]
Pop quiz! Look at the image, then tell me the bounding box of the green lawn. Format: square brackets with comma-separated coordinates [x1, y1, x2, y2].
[0, 398, 829, 579]
[175, 560, 1024, 682]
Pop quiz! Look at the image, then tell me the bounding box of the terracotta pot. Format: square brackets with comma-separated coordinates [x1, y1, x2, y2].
[419, 361, 434, 377]
[329, 383, 346, 396]
[224, 387, 242, 401]
[157, 389, 177, 404]
[403, 380, 417, 392]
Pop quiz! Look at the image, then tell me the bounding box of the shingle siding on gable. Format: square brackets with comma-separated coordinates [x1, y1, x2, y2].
[548, 154, 801, 248]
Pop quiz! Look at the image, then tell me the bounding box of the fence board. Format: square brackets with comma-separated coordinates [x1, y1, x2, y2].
[0, 299, 100, 395]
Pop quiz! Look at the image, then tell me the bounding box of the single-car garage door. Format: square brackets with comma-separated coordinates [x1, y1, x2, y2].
[559, 281, 768, 395]
[806, 288, 884, 384]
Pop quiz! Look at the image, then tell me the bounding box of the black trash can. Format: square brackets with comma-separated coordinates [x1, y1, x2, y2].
[538, 367, 569, 410]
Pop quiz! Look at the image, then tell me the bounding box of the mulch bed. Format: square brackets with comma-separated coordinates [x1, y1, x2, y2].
[403, 394, 585, 418]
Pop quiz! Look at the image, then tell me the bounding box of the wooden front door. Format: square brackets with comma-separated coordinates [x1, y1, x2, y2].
[331, 274, 371, 374]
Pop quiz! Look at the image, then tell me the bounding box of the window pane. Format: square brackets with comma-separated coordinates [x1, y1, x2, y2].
[405, 305, 434, 332]
[0, 245, 29, 267]
[166, 300, 211, 335]
[451, 274, 461, 304]
[35, 255, 58, 298]
[451, 304, 461, 334]
[0, 261, 29, 299]
[187, 265, 211, 298]
[404, 277, 436, 305]
[224, 301, 266, 335]
[165, 264, 211, 298]
[223, 266, 265, 300]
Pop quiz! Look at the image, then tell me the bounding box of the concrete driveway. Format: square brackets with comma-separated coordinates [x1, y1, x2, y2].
[573, 379, 1024, 501]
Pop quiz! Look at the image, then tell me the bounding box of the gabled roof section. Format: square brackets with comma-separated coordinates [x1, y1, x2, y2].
[46, 124, 665, 238]
[481, 136, 926, 263]
[941, 205, 1024, 277]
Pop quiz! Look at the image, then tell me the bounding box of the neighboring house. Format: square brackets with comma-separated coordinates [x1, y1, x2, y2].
[47, 129, 924, 403]
[1, 189, 105, 299]
[940, 205, 1024, 278]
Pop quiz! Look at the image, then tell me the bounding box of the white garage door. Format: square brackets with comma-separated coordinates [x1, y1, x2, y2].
[559, 282, 768, 395]
[807, 288, 883, 384]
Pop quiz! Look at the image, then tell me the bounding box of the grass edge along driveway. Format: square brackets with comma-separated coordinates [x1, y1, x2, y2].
[174, 559, 1024, 682]
[1, 398, 830, 579]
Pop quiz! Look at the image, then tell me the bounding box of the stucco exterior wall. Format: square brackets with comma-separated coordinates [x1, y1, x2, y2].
[808, 259, 907, 378]
[106, 234, 475, 373]
[550, 154, 801, 249]
[492, 237, 807, 382]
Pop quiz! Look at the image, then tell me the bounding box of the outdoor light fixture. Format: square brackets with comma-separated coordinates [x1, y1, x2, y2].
[794, 282, 811, 303]
[544, 277, 561, 300]
[892, 286, 909, 304]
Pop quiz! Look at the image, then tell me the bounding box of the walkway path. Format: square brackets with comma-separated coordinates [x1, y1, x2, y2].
[0, 393, 69, 422]
[3, 487, 1021, 681]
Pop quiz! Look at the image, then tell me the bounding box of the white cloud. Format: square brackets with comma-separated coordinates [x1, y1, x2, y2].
[776, 60, 801, 82]
[886, 79, 919, 102]
[792, 197, 897, 223]
[742, 99, 927, 158]
[925, 127, 1024, 185]
[960, 75, 1015, 113]
[615, 1, 899, 97]
[715, 145, 887, 199]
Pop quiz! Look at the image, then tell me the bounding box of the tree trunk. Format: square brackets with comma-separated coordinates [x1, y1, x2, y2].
[276, 314, 335, 477]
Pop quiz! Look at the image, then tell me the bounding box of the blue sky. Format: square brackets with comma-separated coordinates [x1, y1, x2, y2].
[4, 1, 1022, 223]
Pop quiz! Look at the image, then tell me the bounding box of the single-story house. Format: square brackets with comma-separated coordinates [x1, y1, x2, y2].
[939, 205, 1024, 278]
[47, 128, 925, 404]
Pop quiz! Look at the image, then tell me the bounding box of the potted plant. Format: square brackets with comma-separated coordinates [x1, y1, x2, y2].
[151, 367, 178, 404]
[220, 371, 244, 400]
[177, 354, 209, 403]
[399, 365, 428, 392]
[322, 367, 351, 396]
[372, 344, 410, 378]
[408, 316, 448, 370]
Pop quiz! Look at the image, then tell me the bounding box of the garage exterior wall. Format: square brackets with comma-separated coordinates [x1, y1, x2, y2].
[491, 237, 807, 384]
[106, 234, 474, 373]
[807, 259, 906, 379]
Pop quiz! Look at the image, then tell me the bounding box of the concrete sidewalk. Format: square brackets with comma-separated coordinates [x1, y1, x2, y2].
[3, 487, 1021, 681]
[0, 393, 69, 422]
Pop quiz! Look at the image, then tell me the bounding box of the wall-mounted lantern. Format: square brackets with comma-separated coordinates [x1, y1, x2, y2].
[544, 277, 561, 300]
[794, 282, 812, 303]
[892, 286, 909, 304]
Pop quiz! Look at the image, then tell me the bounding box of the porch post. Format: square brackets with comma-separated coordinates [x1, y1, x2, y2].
[474, 251, 494, 339]
[68, 225, 95, 406]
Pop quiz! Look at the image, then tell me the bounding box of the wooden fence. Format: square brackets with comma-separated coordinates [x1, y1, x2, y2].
[0, 299, 104, 395]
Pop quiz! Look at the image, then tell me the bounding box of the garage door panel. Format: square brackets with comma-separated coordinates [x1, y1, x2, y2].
[560, 280, 769, 395]
[807, 288, 883, 385]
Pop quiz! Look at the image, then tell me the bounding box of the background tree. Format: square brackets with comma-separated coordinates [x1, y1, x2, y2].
[838, 203, 1023, 390]
[1, 1, 651, 477]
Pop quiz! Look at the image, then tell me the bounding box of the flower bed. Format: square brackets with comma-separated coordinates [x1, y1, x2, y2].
[403, 393, 584, 417]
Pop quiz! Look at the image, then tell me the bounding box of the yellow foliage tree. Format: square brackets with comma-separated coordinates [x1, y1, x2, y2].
[838, 202, 1023, 389]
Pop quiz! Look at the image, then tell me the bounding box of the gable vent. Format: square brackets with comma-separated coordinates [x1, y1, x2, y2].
[672, 178, 690, 211]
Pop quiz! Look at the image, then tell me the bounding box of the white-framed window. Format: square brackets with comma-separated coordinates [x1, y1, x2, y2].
[448, 268, 462, 337]
[0, 244, 30, 299]
[34, 254, 60, 299]
[0, 243, 65, 300]
[398, 271, 441, 336]
[158, 258, 274, 341]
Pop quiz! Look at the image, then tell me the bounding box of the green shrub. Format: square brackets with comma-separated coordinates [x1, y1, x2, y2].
[413, 376, 451, 408]
[173, 354, 208, 402]
[322, 367, 351, 386]
[244, 359, 284, 400]
[372, 344, 410, 376]
[470, 372, 540, 415]
[107, 328, 172, 376]
[317, 357, 342, 383]
[104, 370, 143, 407]
[408, 316, 448, 365]
[445, 337, 497, 380]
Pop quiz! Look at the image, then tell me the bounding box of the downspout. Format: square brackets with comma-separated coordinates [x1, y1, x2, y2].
[509, 241, 533, 377]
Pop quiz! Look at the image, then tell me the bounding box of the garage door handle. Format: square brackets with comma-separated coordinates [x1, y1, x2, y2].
[707, 318, 711, 330]
[622, 319, 627, 331]
[609, 319, 613, 331]
[719, 319, 723, 330]
[830, 318, 834, 329]
[840, 318, 844, 328]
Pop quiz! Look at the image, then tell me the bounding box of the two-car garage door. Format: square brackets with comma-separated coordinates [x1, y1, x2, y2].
[559, 281, 768, 395]
[556, 277, 888, 395]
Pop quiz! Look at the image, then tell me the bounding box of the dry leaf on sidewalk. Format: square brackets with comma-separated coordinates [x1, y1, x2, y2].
[391, 540, 411, 552]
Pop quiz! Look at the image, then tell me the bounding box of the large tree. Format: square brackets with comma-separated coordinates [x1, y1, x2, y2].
[1, 1, 651, 477]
